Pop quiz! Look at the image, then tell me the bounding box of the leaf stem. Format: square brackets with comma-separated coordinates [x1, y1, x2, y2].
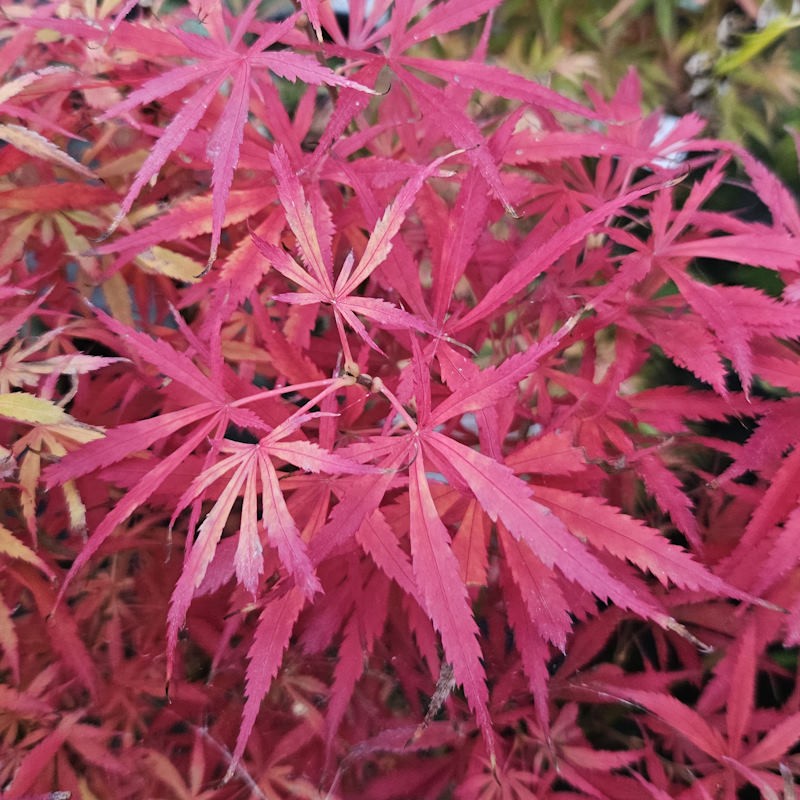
[231, 377, 344, 408]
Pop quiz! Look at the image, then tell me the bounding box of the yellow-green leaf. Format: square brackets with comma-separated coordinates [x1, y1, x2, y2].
[0, 522, 55, 579]
[0, 393, 69, 425]
[0, 67, 71, 106]
[0, 123, 94, 179]
[134, 246, 203, 283]
[716, 16, 800, 76]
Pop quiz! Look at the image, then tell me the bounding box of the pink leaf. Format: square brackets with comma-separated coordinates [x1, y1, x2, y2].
[235, 464, 262, 595]
[506, 431, 587, 476]
[635, 453, 701, 551]
[269, 144, 334, 292]
[106, 76, 226, 240]
[598, 686, 727, 759]
[58, 420, 218, 603]
[394, 0, 499, 52]
[665, 234, 800, 272]
[227, 587, 306, 780]
[502, 570, 553, 736]
[205, 60, 250, 268]
[168, 451, 253, 665]
[400, 56, 595, 119]
[258, 453, 321, 598]
[408, 457, 495, 758]
[744, 711, 800, 766]
[500, 526, 571, 650]
[423, 431, 664, 622]
[451, 498, 489, 586]
[4, 713, 82, 797]
[451, 181, 664, 332]
[336, 150, 461, 296]
[727, 621, 757, 755]
[356, 510, 421, 602]
[533, 487, 727, 595]
[722, 758, 781, 800]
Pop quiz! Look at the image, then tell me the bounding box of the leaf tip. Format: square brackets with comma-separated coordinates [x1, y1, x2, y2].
[665, 618, 713, 653]
[96, 211, 124, 244]
[222, 763, 237, 785]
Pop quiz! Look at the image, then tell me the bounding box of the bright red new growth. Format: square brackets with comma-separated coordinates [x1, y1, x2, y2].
[2, 0, 800, 797]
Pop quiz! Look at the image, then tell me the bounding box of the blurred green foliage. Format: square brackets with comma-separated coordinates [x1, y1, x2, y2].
[489, 0, 800, 187]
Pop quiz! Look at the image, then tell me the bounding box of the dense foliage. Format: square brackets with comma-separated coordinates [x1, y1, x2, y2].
[1, 0, 800, 797]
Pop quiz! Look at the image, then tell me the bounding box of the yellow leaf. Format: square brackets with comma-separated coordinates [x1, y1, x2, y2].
[0, 594, 20, 683]
[48, 421, 105, 445]
[0, 392, 69, 425]
[63, 479, 89, 533]
[0, 213, 39, 268]
[18, 448, 40, 536]
[0, 521, 55, 578]
[0, 124, 94, 179]
[0, 67, 71, 106]
[134, 246, 203, 283]
[102, 271, 135, 328]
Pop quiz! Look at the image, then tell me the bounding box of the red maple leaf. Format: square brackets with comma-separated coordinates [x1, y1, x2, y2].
[98, 2, 375, 268]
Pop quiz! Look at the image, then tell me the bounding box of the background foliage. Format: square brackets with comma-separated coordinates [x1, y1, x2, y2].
[1, 0, 800, 798]
[492, 0, 800, 185]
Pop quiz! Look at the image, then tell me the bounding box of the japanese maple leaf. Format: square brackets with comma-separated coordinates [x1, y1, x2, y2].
[0, 180, 114, 271]
[44, 307, 346, 598]
[98, 0, 375, 268]
[309, 0, 595, 210]
[0, 67, 94, 179]
[0, 392, 105, 541]
[253, 145, 450, 361]
[308, 334, 753, 766]
[604, 161, 800, 396]
[166, 411, 375, 682]
[589, 623, 800, 799]
[0, 321, 123, 398]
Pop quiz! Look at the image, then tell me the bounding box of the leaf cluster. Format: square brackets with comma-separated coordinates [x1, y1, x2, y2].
[1, 0, 800, 797]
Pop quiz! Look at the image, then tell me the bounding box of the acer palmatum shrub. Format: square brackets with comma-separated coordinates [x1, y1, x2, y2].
[2, 0, 800, 797]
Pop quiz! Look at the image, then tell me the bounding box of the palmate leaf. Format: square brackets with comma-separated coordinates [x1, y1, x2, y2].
[43, 310, 345, 603]
[256, 146, 453, 353]
[532, 487, 730, 595]
[227, 585, 306, 781]
[298, 328, 758, 764]
[635, 453, 702, 552]
[607, 167, 800, 398]
[500, 528, 571, 651]
[0, 521, 55, 580]
[408, 456, 495, 760]
[98, 1, 374, 268]
[501, 565, 554, 736]
[1, 392, 105, 538]
[303, 370, 688, 766]
[165, 415, 376, 770]
[0, 67, 94, 178]
[449, 181, 667, 334]
[43, 322, 247, 595]
[423, 431, 667, 623]
[325, 566, 391, 746]
[418, 347, 735, 611]
[316, 0, 596, 211]
[721, 448, 800, 595]
[593, 685, 728, 760]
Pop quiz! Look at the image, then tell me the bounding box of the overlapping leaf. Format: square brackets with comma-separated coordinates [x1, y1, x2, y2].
[98, 2, 374, 267]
